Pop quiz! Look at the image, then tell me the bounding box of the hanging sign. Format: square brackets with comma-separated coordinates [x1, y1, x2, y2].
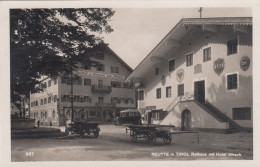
[240, 56, 250, 71]
[213, 58, 225, 75]
[176, 69, 184, 83]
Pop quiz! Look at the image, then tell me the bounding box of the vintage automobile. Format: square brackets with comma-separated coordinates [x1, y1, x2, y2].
[65, 120, 100, 138]
[114, 109, 141, 125]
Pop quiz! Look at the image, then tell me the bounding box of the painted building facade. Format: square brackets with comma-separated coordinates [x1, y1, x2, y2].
[30, 47, 136, 126]
[126, 18, 252, 132]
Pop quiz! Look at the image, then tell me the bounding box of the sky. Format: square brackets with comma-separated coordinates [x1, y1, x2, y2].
[102, 8, 252, 69]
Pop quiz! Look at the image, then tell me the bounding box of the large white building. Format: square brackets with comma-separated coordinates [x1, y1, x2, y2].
[126, 17, 252, 132]
[30, 46, 136, 126]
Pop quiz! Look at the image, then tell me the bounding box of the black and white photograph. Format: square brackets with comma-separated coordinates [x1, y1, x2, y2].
[1, 0, 260, 166]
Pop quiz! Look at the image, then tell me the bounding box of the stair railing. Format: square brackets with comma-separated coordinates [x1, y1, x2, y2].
[164, 92, 194, 113]
[164, 96, 181, 112]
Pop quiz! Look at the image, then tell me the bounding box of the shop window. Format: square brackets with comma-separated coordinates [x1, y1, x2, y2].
[169, 59, 175, 72]
[138, 90, 144, 100]
[156, 88, 161, 99]
[227, 73, 238, 90]
[227, 39, 238, 55]
[203, 47, 211, 62]
[166, 86, 172, 98]
[186, 53, 193, 66]
[233, 108, 251, 120]
[84, 78, 91, 86]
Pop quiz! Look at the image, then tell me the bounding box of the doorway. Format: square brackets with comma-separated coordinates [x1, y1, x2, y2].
[194, 80, 205, 103]
[181, 109, 191, 131]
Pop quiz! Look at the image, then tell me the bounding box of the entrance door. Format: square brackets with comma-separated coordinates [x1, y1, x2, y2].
[194, 80, 205, 103]
[181, 110, 191, 131]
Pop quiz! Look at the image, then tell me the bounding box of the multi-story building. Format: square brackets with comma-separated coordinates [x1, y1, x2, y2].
[126, 17, 252, 132]
[30, 46, 136, 126]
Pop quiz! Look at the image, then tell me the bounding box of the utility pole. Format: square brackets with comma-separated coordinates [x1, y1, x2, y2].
[198, 7, 203, 18]
[70, 57, 74, 122]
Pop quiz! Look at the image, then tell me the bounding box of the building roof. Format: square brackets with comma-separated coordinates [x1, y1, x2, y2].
[125, 17, 252, 82]
[105, 45, 133, 72]
[38, 45, 133, 82]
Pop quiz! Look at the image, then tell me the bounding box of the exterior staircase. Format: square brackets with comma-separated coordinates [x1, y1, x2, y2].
[194, 100, 242, 133]
[163, 92, 243, 133]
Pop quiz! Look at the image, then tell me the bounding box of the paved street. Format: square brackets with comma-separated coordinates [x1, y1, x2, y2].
[11, 125, 253, 161]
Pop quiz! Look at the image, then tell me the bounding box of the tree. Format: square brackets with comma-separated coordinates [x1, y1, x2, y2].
[10, 8, 115, 102]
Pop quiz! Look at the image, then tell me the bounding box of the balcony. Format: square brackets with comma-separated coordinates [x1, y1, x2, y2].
[91, 85, 112, 93]
[95, 102, 115, 107]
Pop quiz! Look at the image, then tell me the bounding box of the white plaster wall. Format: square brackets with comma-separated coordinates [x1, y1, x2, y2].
[139, 29, 252, 127]
[160, 101, 228, 129]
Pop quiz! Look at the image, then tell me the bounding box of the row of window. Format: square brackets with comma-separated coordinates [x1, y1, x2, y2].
[61, 95, 92, 103]
[31, 95, 58, 107]
[138, 73, 238, 100]
[61, 77, 133, 89]
[82, 63, 120, 74]
[65, 109, 97, 117]
[33, 110, 56, 119]
[37, 78, 57, 89]
[111, 81, 133, 89]
[111, 97, 135, 104]
[155, 38, 238, 75]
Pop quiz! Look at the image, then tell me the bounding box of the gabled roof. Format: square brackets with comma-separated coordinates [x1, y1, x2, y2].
[126, 17, 252, 82]
[105, 45, 133, 72]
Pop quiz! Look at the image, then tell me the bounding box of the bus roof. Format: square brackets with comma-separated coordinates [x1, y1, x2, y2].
[120, 109, 139, 113]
